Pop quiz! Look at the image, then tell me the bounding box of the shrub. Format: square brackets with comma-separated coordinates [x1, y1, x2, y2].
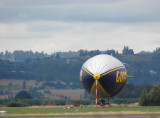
[22, 99, 43, 106]
[74, 100, 81, 107]
[81, 100, 91, 105]
[54, 99, 67, 105]
[6, 101, 28, 107]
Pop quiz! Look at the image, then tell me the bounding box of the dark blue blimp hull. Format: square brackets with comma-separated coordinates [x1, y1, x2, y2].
[80, 54, 127, 98]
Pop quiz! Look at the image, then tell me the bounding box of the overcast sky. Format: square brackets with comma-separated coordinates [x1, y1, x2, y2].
[0, 0, 160, 54]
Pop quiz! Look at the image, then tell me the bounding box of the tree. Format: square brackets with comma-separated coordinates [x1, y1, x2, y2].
[15, 91, 32, 99]
[88, 50, 101, 57]
[139, 84, 160, 106]
[9, 83, 12, 86]
[5, 50, 12, 59]
[105, 49, 116, 55]
[149, 84, 160, 105]
[79, 49, 88, 57]
[56, 53, 60, 59]
[28, 89, 44, 99]
[122, 46, 134, 55]
[42, 100, 49, 105]
[139, 89, 149, 106]
[74, 100, 81, 107]
[22, 81, 26, 89]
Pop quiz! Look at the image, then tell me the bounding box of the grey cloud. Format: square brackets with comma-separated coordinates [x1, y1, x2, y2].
[0, 0, 119, 6]
[0, 0, 160, 23]
[1, 21, 160, 53]
[0, 0, 160, 54]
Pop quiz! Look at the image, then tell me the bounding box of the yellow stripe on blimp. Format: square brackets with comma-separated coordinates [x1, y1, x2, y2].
[98, 80, 110, 96]
[82, 66, 93, 76]
[100, 66, 125, 77]
[90, 80, 96, 94]
[90, 80, 110, 97]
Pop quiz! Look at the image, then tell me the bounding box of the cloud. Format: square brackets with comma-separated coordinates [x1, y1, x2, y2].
[0, 0, 121, 6]
[0, 0, 160, 53]
[0, 0, 160, 23]
[0, 21, 160, 53]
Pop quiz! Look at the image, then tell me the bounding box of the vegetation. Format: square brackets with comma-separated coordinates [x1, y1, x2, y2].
[0, 99, 90, 107]
[0, 82, 159, 107]
[0, 50, 47, 62]
[112, 98, 139, 104]
[6, 101, 28, 107]
[1, 106, 160, 114]
[73, 100, 81, 107]
[139, 84, 160, 106]
[122, 46, 134, 55]
[115, 84, 152, 98]
[0, 99, 43, 107]
[15, 91, 32, 99]
[0, 47, 160, 88]
[0, 47, 160, 103]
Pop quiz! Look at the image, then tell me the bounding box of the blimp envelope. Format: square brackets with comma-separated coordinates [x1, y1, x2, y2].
[80, 54, 127, 98]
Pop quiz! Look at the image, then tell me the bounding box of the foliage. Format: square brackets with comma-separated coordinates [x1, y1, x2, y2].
[112, 98, 139, 104]
[22, 99, 43, 106]
[54, 99, 67, 105]
[28, 89, 44, 99]
[15, 91, 32, 99]
[115, 84, 152, 98]
[80, 100, 92, 105]
[0, 99, 43, 106]
[139, 84, 160, 106]
[122, 46, 134, 55]
[6, 101, 28, 107]
[0, 99, 12, 106]
[13, 50, 47, 62]
[139, 89, 149, 106]
[55, 53, 60, 59]
[73, 100, 81, 107]
[0, 99, 93, 107]
[0, 47, 160, 91]
[22, 81, 26, 89]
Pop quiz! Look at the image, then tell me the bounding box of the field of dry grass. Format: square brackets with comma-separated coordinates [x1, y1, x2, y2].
[39, 89, 84, 99]
[0, 79, 43, 88]
[0, 79, 84, 99]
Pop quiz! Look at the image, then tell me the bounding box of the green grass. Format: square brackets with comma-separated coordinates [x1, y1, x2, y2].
[1, 106, 160, 114]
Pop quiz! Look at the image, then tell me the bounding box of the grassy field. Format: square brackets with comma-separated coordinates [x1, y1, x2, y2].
[1, 106, 160, 114]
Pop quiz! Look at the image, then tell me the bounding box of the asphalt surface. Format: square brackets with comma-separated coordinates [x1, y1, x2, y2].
[1, 114, 160, 118]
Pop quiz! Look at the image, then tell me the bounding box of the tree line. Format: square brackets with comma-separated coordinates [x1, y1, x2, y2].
[0, 46, 152, 62]
[1, 83, 160, 107]
[0, 47, 160, 86]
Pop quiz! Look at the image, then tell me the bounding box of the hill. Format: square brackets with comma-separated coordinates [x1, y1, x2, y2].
[0, 47, 160, 99]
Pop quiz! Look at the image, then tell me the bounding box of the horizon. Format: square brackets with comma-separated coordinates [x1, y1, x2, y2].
[0, 46, 157, 55]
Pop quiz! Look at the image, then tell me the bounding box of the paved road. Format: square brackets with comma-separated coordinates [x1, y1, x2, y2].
[1, 114, 160, 118]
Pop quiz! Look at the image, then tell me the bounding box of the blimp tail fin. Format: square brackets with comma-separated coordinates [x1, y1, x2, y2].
[127, 75, 133, 78]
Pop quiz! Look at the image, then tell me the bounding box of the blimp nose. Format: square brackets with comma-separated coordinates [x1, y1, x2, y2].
[93, 73, 100, 80]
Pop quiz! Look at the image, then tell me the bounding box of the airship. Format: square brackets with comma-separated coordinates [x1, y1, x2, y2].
[80, 54, 127, 105]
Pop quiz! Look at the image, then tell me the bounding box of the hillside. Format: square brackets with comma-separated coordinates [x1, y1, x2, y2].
[0, 47, 160, 99]
[0, 51, 160, 85]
